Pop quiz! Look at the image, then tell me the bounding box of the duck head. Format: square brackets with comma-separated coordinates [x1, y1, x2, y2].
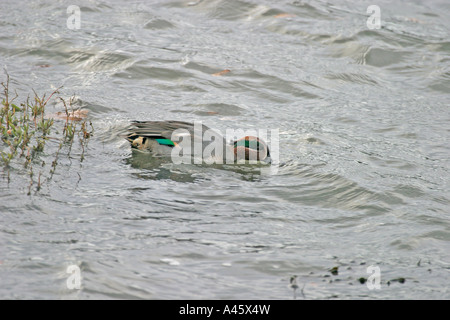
[233, 136, 270, 162]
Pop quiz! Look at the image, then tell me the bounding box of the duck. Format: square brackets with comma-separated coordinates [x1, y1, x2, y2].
[126, 120, 271, 164]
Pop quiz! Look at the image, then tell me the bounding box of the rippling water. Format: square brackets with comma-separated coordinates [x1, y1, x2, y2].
[0, 0, 449, 299]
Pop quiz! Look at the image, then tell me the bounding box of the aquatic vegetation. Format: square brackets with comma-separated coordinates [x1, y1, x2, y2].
[0, 74, 93, 194]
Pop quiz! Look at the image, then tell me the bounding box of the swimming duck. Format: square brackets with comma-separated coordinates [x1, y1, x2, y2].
[126, 120, 270, 163]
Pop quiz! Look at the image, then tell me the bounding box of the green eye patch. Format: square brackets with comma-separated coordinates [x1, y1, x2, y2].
[156, 138, 175, 146]
[234, 139, 260, 150]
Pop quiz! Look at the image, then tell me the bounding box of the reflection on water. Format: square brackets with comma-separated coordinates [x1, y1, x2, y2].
[126, 150, 198, 183]
[126, 149, 272, 183]
[0, 0, 449, 299]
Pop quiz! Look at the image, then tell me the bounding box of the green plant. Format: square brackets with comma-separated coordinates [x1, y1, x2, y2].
[0, 73, 93, 194]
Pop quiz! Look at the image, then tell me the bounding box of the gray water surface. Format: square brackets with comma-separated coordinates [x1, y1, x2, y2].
[0, 0, 449, 299]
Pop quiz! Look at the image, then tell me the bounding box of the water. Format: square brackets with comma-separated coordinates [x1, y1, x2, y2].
[0, 0, 449, 299]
